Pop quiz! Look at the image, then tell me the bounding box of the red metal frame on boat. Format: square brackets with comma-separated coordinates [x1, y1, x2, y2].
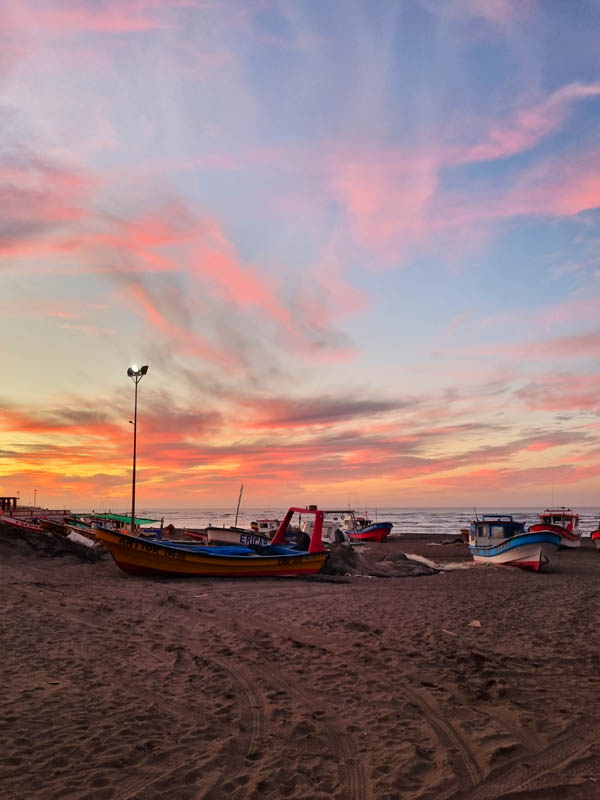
[271, 506, 324, 552]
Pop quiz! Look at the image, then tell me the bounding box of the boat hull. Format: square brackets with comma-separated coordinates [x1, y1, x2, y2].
[0, 515, 44, 532]
[348, 522, 393, 543]
[38, 518, 69, 535]
[470, 532, 561, 572]
[204, 526, 270, 547]
[591, 530, 600, 550]
[528, 522, 580, 549]
[96, 529, 327, 578]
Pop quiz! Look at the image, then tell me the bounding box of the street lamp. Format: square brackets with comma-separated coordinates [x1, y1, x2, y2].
[127, 365, 149, 535]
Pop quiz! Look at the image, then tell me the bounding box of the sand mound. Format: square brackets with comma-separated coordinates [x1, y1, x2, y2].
[0, 524, 105, 562]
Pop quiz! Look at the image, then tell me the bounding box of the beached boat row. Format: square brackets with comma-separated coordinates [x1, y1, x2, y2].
[3, 495, 599, 577]
[467, 507, 590, 572]
[90, 506, 395, 577]
[207, 508, 393, 547]
[0, 498, 396, 578]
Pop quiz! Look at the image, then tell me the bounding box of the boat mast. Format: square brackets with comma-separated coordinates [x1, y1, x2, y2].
[234, 483, 244, 527]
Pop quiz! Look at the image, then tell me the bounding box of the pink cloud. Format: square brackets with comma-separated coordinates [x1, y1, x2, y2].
[466, 329, 600, 366]
[516, 372, 600, 412]
[324, 90, 600, 261]
[418, 464, 564, 492]
[481, 293, 600, 333]
[323, 81, 600, 262]
[528, 330, 600, 359]
[29, 0, 198, 34]
[525, 439, 573, 453]
[1, 163, 354, 364]
[505, 157, 600, 219]
[1, 161, 93, 227]
[453, 83, 600, 165]
[121, 281, 238, 369]
[190, 240, 292, 333]
[327, 152, 438, 259]
[59, 323, 117, 336]
[422, 0, 535, 27]
[238, 395, 401, 431]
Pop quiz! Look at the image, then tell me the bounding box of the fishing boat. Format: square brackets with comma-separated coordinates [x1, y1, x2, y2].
[345, 513, 393, 542]
[300, 512, 351, 545]
[64, 518, 96, 537]
[469, 514, 561, 572]
[39, 517, 70, 535]
[186, 485, 272, 546]
[528, 507, 580, 549]
[300, 509, 392, 544]
[0, 496, 72, 528]
[250, 517, 281, 536]
[591, 525, 600, 551]
[80, 512, 160, 534]
[96, 506, 328, 578]
[0, 514, 44, 533]
[160, 523, 269, 546]
[204, 525, 270, 547]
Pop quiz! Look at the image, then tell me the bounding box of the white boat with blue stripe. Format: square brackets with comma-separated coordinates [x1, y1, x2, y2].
[469, 514, 561, 572]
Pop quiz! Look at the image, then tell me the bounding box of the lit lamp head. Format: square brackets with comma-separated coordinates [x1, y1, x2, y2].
[127, 364, 149, 378]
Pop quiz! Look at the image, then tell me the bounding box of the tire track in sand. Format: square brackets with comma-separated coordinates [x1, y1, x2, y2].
[241, 655, 372, 800]
[459, 723, 593, 800]
[405, 684, 485, 794]
[189, 623, 271, 798]
[198, 614, 373, 800]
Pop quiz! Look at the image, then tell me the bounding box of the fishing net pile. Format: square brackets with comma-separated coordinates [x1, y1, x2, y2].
[321, 543, 438, 578]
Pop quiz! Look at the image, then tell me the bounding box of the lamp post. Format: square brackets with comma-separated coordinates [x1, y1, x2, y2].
[127, 365, 149, 535]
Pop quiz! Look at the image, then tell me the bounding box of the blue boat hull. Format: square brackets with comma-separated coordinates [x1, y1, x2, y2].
[469, 531, 561, 571]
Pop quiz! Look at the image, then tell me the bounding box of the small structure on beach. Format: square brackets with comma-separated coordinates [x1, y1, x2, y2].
[0, 496, 71, 523]
[0, 497, 19, 513]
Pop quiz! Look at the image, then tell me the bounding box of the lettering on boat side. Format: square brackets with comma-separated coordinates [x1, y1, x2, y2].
[239, 534, 267, 546]
[117, 535, 185, 560]
[162, 547, 185, 561]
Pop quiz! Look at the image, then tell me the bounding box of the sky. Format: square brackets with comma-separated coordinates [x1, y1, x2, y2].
[1, 0, 600, 512]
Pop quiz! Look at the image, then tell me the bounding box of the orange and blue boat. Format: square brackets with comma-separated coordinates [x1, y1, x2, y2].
[96, 506, 328, 578]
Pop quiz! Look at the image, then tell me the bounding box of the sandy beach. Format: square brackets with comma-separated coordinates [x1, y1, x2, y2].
[2, 533, 600, 800]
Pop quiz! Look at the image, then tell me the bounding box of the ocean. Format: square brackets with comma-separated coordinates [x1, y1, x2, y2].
[104, 506, 600, 536]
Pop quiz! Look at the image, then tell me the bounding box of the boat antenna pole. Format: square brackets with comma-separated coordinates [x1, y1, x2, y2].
[474, 506, 479, 522]
[234, 483, 244, 527]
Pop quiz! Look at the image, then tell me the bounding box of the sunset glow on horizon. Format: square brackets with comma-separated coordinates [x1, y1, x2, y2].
[2, 0, 600, 511]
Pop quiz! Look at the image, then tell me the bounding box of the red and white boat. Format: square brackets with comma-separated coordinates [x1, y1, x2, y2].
[0, 514, 44, 532]
[345, 514, 393, 543]
[301, 509, 393, 544]
[0, 495, 70, 533]
[528, 508, 580, 549]
[591, 525, 600, 551]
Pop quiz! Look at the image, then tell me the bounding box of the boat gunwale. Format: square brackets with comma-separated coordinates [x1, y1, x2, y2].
[469, 530, 561, 557]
